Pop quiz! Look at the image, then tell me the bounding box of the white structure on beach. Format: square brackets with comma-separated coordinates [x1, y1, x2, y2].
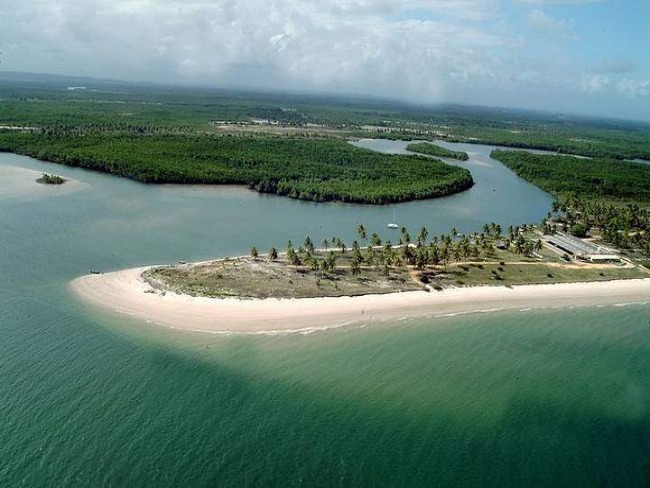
[544, 233, 621, 263]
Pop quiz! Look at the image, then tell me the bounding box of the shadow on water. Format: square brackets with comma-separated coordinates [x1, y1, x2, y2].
[4, 325, 650, 487]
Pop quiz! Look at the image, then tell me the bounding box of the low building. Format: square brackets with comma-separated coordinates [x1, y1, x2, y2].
[544, 233, 621, 263]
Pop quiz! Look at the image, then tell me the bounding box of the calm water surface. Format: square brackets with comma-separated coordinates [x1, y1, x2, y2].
[1, 146, 649, 487]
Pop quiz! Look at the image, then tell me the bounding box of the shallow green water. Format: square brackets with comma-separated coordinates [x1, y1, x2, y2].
[1, 148, 649, 487]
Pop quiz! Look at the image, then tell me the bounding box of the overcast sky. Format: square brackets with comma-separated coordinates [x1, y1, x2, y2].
[1, 0, 648, 120]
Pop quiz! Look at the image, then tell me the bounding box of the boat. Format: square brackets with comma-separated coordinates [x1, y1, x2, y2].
[387, 208, 399, 229]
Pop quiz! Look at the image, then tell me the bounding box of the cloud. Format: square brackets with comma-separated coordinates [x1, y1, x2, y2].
[0, 0, 647, 120]
[526, 9, 569, 33]
[617, 78, 650, 98]
[0, 0, 507, 102]
[519, 0, 603, 5]
[580, 74, 610, 93]
[592, 60, 638, 75]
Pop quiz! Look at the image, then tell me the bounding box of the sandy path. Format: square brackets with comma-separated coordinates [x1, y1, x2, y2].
[69, 266, 650, 335]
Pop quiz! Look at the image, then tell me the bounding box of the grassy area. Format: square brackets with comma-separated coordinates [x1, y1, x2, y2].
[424, 261, 646, 289]
[145, 253, 422, 299]
[144, 245, 648, 300]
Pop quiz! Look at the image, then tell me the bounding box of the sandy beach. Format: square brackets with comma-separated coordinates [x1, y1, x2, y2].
[69, 266, 650, 334]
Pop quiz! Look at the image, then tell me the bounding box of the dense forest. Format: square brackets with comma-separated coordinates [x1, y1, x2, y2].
[0, 132, 473, 204]
[491, 150, 650, 203]
[406, 142, 469, 160]
[2, 73, 650, 161]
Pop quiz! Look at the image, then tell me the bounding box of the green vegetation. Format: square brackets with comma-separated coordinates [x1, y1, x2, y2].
[145, 252, 420, 299]
[36, 173, 65, 185]
[2, 74, 650, 160]
[570, 223, 588, 238]
[427, 262, 644, 288]
[406, 142, 469, 160]
[0, 132, 473, 204]
[146, 217, 649, 300]
[491, 150, 650, 203]
[3, 74, 650, 206]
[488, 151, 649, 257]
[542, 198, 650, 257]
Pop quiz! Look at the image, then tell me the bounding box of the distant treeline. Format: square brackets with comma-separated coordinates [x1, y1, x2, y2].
[406, 142, 469, 160]
[2, 83, 650, 162]
[0, 132, 473, 204]
[491, 150, 650, 203]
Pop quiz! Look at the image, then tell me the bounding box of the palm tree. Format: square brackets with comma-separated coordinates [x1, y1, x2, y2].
[523, 241, 534, 257]
[417, 226, 428, 246]
[551, 201, 561, 214]
[415, 247, 427, 269]
[350, 256, 362, 275]
[322, 238, 329, 250]
[370, 232, 382, 248]
[453, 246, 461, 263]
[250, 246, 259, 259]
[269, 247, 278, 262]
[514, 235, 525, 255]
[326, 251, 337, 272]
[333, 237, 346, 255]
[440, 245, 449, 268]
[304, 236, 314, 254]
[356, 223, 367, 244]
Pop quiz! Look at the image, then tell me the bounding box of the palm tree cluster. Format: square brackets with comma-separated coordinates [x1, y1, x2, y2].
[545, 198, 650, 256]
[250, 219, 548, 281]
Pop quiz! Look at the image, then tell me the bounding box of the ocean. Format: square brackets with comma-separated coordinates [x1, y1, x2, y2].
[1, 148, 648, 487]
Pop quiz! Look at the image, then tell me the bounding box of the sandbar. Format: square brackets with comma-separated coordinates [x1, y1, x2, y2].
[69, 266, 650, 334]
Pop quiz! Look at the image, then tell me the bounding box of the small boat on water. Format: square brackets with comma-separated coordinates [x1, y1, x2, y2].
[387, 208, 399, 229]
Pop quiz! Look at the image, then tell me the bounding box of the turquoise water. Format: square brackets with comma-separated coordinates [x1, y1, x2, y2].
[1, 148, 649, 487]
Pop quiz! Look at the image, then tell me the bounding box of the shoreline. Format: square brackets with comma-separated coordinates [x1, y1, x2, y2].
[69, 266, 650, 334]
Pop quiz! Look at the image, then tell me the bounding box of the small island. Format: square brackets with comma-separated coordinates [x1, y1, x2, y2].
[71, 202, 650, 333]
[36, 173, 66, 185]
[407, 142, 470, 161]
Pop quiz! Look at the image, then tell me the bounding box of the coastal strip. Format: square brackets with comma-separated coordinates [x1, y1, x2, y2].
[69, 267, 650, 334]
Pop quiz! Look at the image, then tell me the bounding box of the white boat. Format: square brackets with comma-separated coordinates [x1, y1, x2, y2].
[387, 208, 398, 229]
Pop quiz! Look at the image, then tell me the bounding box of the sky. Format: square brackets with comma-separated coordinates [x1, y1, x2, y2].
[1, 0, 649, 120]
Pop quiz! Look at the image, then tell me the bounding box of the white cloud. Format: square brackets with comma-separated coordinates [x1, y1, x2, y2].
[0, 0, 508, 102]
[519, 0, 602, 5]
[580, 74, 610, 93]
[617, 78, 650, 98]
[0, 0, 647, 120]
[526, 9, 569, 33]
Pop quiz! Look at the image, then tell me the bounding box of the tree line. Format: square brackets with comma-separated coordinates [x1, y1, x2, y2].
[491, 150, 650, 203]
[0, 132, 474, 204]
